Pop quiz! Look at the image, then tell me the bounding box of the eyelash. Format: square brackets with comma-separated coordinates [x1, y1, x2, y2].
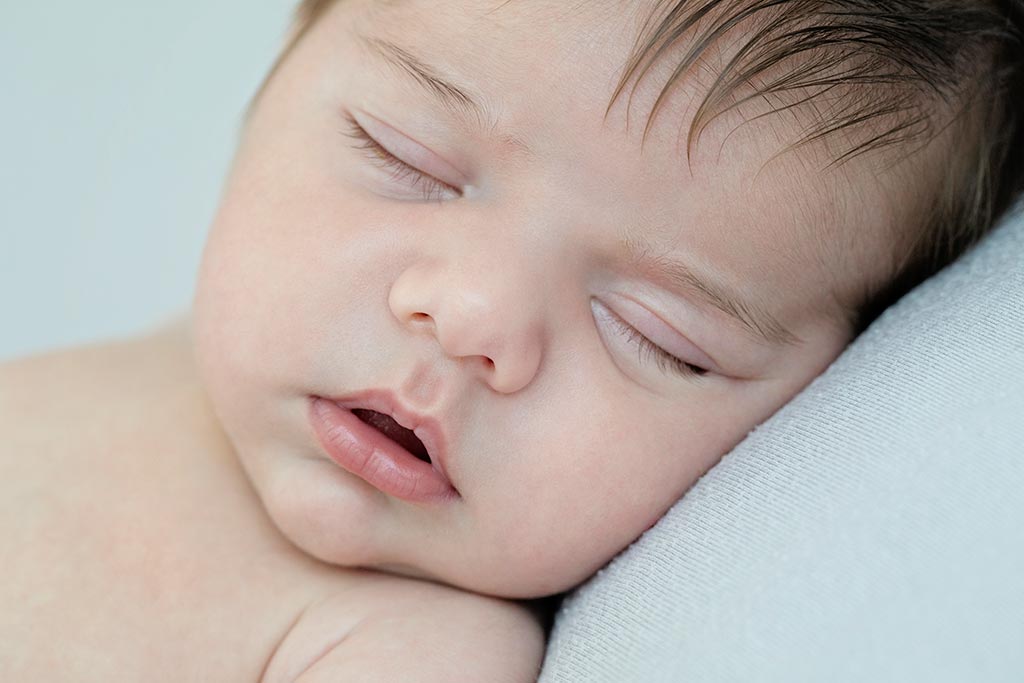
[341, 116, 460, 202]
[605, 309, 709, 380]
[341, 116, 706, 381]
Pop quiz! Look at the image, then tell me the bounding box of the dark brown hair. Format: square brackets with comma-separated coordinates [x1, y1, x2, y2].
[253, 0, 1024, 333]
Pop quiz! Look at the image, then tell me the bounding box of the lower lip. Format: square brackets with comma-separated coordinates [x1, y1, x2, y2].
[308, 397, 458, 504]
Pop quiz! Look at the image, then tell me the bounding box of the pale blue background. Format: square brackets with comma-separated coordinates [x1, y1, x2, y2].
[1, 1, 295, 361]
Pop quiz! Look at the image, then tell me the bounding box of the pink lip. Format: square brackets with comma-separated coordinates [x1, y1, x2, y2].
[308, 394, 458, 504]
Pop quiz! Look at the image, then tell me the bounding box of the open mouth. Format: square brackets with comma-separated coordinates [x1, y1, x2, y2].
[351, 409, 431, 464]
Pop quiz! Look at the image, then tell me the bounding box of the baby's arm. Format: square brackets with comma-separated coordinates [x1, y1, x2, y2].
[288, 584, 546, 683]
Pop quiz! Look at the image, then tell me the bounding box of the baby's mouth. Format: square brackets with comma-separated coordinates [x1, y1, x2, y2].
[351, 409, 432, 464]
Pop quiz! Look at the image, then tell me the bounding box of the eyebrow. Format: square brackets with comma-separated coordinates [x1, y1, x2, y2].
[620, 232, 802, 347]
[353, 32, 533, 155]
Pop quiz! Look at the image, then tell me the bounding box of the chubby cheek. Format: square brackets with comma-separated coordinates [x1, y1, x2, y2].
[192, 203, 325, 483]
[195, 153, 358, 391]
[459, 411, 717, 598]
[472, 373, 834, 596]
[194, 204, 300, 406]
[464, 473, 678, 598]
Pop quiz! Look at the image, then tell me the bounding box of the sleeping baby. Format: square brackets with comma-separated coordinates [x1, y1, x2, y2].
[3, 0, 1021, 679]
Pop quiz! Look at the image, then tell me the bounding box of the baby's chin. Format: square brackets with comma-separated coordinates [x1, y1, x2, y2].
[283, 514, 600, 599]
[274, 509, 584, 599]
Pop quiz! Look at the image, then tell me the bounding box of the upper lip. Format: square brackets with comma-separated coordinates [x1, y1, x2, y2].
[325, 389, 455, 488]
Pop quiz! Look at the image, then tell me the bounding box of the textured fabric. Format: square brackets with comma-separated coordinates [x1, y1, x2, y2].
[539, 208, 1024, 683]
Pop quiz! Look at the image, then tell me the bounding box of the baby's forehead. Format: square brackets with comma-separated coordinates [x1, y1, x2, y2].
[361, 0, 938, 199]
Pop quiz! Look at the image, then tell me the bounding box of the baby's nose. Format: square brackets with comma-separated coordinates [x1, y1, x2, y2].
[387, 258, 544, 394]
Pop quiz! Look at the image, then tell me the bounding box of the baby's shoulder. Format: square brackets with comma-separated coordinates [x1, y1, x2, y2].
[0, 321, 195, 455]
[264, 572, 546, 683]
[0, 338, 130, 456]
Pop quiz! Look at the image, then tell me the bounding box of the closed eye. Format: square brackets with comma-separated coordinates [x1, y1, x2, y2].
[341, 115, 460, 202]
[603, 306, 710, 380]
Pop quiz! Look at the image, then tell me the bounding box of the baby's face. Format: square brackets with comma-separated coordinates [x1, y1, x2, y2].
[193, 0, 896, 598]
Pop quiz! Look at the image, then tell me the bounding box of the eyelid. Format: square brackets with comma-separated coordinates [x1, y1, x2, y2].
[604, 293, 720, 372]
[345, 117, 458, 202]
[349, 108, 471, 188]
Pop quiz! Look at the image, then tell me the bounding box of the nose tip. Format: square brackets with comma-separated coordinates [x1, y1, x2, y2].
[387, 246, 547, 394]
[391, 293, 540, 395]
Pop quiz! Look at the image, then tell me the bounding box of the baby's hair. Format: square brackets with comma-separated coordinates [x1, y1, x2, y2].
[251, 0, 1024, 334]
